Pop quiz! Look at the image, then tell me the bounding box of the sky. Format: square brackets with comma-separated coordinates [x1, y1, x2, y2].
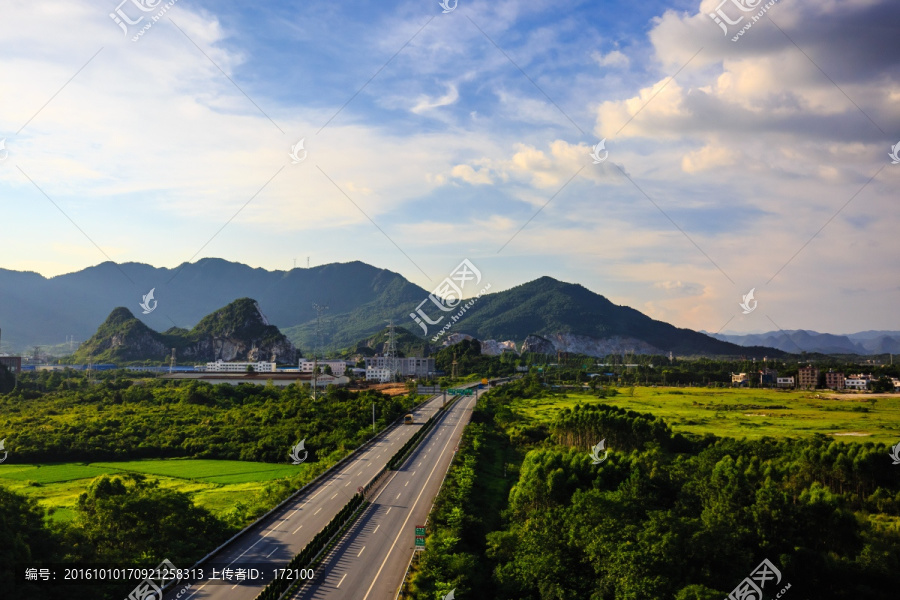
[0, 0, 898, 336]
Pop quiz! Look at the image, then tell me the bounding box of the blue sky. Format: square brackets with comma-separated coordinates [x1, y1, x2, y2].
[1, 0, 898, 335]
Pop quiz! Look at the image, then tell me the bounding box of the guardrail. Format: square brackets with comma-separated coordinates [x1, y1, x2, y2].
[159, 393, 441, 596]
[254, 494, 368, 600]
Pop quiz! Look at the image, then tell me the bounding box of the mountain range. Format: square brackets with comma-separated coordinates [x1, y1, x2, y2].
[0, 258, 788, 358]
[707, 330, 900, 355]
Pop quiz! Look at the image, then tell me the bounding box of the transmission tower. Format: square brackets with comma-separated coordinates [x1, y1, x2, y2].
[385, 320, 399, 382]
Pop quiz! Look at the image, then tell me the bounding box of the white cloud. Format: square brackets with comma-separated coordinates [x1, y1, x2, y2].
[592, 49, 630, 69]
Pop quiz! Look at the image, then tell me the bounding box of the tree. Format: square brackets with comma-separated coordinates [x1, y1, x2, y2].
[69, 474, 229, 565]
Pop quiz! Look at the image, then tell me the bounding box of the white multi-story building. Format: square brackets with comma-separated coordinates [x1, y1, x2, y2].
[364, 356, 435, 378]
[844, 378, 868, 390]
[298, 358, 347, 376]
[776, 376, 795, 388]
[200, 360, 276, 373]
[365, 367, 393, 383]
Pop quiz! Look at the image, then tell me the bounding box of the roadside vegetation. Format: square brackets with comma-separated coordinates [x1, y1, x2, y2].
[407, 375, 900, 599]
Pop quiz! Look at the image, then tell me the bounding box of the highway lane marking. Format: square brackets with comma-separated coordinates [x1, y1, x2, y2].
[357, 470, 363, 476]
[373, 524, 379, 534]
[331, 493, 338, 499]
[358, 546, 366, 557]
[337, 573, 347, 588]
[386, 507, 392, 515]
[345, 481, 351, 487]
[314, 507, 322, 515]
[411, 471, 416, 476]
[266, 547, 277, 558]
[396, 493, 401, 499]
[361, 394, 475, 600]
[405, 481, 409, 487]
[293, 524, 303, 534]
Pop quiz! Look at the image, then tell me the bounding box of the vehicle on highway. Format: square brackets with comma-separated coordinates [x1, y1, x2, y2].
[403, 413, 414, 424]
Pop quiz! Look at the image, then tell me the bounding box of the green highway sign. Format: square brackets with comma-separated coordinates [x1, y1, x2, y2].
[415, 525, 426, 548]
[445, 388, 474, 396]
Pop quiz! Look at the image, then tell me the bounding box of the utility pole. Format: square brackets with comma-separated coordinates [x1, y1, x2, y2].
[312, 303, 328, 400]
[451, 352, 458, 380]
[372, 401, 375, 433]
[169, 348, 176, 374]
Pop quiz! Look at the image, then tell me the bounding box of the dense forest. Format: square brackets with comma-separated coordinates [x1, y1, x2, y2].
[407, 376, 900, 599]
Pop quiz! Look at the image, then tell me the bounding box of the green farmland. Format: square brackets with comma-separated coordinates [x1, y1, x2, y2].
[516, 386, 900, 444]
[0, 459, 308, 523]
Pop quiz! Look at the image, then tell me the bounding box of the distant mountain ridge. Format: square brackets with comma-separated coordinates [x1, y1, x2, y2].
[0, 258, 785, 359]
[67, 298, 297, 364]
[707, 330, 900, 355]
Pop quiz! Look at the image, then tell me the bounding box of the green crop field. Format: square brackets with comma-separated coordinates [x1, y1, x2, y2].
[0, 459, 310, 523]
[515, 386, 900, 444]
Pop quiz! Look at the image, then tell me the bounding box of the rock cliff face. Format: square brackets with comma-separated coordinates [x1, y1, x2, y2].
[68, 299, 297, 364]
[480, 339, 518, 355]
[521, 333, 663, 357]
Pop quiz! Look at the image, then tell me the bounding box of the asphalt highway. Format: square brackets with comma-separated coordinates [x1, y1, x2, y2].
[162, 393, 449, 600]
[287, 389, 479, 600]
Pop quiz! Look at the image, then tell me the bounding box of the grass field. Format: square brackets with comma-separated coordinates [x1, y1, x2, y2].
[514, 386, 900, 444]
[0, 459, 308, 523]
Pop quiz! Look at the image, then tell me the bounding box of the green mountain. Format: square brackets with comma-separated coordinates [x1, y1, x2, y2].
[66, 298, 297, 364]
[427, 277, 779, 358]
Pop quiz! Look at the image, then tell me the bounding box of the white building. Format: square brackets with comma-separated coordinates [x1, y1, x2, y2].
[364, 356, 436, 378]
[298, 358, 347, 376]
[844, 378, 868, 390]
[365, 367, 393, 383]
[200, 360, 276, 373]
[776, 376, 795, 388]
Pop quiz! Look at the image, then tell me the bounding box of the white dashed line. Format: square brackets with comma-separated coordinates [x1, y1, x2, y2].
[396, 493, 401, 499]
[373, 524, 380, 534]
[358, 546, 366, 557]
[293, 524, 303, 534]
[337, 573, 347, 588]
[331, 493, 338, 499]
[386, 507, 392, 515]
[314, 507, 322, 515]
[405, 481, 409, 487]
[266, 547, 277, 558]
